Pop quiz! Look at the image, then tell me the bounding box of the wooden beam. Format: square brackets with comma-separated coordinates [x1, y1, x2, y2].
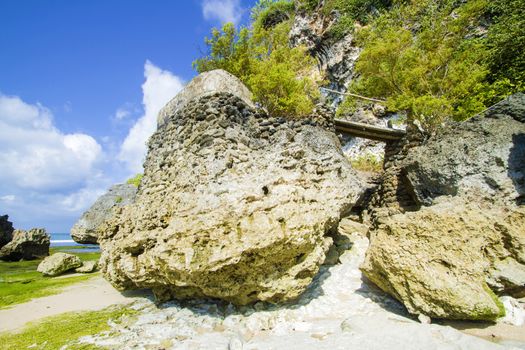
[334, 119, 406, 142]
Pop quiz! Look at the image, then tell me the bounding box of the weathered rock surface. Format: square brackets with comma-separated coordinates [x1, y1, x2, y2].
[71, 183, 137, 244]
[361, 94, 525, 320]
[157, 69, 254, 127]
[37, 252, 82, 276]
[0, 228, 50, 261]
[99, 74, 364, 305]
[75, 260, 98, 273]
[0, 215, 14, 248]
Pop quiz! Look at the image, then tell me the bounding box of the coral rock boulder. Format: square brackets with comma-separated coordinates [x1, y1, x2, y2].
[361, 94, 525, 320]
[99, 72, 364, 305]
[0, 228, 50, 261]
[71, 183, 137, 244]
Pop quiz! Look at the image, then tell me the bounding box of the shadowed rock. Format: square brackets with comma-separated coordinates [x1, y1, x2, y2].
[0, 215, 14, 248]
[0, 228, 50, 261]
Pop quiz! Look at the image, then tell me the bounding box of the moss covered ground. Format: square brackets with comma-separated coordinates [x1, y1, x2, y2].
[0, 305, 136, 349]
[0, 246, 101, 309]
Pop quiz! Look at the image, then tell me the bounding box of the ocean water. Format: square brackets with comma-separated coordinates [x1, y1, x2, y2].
[49, 233, 99, 253]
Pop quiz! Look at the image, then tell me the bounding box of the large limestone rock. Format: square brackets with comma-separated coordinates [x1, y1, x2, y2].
[37, 252, 83, 276]
[0, 215, 14, 248]
[157, 69, 254, 127]
[71, 183, 137, 244]
[361, 94, 525, 320]
[0, 228, 50, 261]
[99, 74, 364, 305]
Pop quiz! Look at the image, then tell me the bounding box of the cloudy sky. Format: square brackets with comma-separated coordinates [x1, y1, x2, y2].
[0, 0, 255, 232]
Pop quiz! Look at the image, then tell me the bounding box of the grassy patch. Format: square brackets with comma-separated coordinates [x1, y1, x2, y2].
[350, 153, 383, 173]
[0, 246, 101, 309]
[0, 305, 137, 350]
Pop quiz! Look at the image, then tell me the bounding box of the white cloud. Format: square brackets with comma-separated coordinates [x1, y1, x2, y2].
[118, 60, 184, 173]
[0, 195, 16, 203]
[202, 0, 243, 25]
[114, 107, 131, 121]
[0, 94, 103, 191]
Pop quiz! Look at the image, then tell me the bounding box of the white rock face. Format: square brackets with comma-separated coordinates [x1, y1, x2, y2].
[157, 69, 254, 127]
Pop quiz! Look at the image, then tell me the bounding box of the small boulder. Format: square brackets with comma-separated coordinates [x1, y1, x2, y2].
[71, 183, 137, 244]
[75, 260, 98, 273]
[0, 228, 50, 261]
[37, 252, 82, 276]
[0, 215, 14, 248]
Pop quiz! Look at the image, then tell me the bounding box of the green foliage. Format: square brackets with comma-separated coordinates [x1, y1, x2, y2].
[486, 0, 525, 99]
[0, 247, 100, 309]
[252, 0, 295, 30]
[345, 0, 491, 128]
[350, 153, 383, 172]
[126, 173, 143, 188]
[115, 196, 123, 204]
[0, 305, 137, 349]
[193, 3, 320, 118]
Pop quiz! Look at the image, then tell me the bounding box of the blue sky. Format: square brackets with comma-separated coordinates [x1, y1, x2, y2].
[0, 0, 256, 232]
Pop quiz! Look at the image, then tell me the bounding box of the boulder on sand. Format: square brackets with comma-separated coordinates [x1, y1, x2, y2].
[37, 252, 83, 276]
[0, 215, 14, 248]
[71, 183, 137, 244]
[99, 70, 365, 305]
[361, 94, 525, 320]
[0, 228, 50, 261]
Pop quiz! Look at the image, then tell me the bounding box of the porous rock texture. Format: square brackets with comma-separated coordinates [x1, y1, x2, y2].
[99, 72, 364, 305]
[361, 94, 525, 320]
[157, 69, 254, 127]
[0, 215, 14, 248]
[0, 228, 50, 261]
[71, 183, 137, 244]
[37, 252, 83, 276]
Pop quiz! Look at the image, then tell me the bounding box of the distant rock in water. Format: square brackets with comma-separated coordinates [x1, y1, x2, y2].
[361, 93, 525, 321]
[37, 252, 82, 276]
[71, 183, 137, 244]
[0, 228, 50, 261]
[0, 215, 14, 248]
[99, 70, 365, 305]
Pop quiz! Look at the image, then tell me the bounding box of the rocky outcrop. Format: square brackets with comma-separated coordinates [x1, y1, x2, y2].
[0, 215, 14, 248]
[157, 69, 254, 127]
[71, 184, 137, 244]
[361, 94, 525, 320]
[75, 260, 98, 273]
[99, 71, 364, 305]
[0, 228, 50, 261]
[37, 252, 83, 276]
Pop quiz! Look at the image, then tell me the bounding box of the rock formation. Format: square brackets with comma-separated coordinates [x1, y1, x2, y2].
[0, 228, 50, 261]
[99, 69, 364, 305]
[361, 94, 525, 320]
[0, 215, 14, 248]
[75, 260, 98, 273]
[37, 252, 83, 276]
[71, 183, 137, 244]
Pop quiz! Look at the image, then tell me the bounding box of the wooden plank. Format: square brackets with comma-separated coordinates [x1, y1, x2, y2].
[334, 119, 406, 142]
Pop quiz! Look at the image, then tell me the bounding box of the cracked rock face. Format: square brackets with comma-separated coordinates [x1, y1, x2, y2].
[361, 94, 525, 320]
[99, 74, 364, 305]
[71, 183, 137, 244]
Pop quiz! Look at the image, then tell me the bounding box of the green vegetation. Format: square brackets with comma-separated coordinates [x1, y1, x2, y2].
[0, 305, 137, 349]
[336, 0, 524, 128]
[193, 0, 320, 118]
[0, 246, 100, 309]
[126, 173, 143, 187]
[115, 196, 123, 204]
[350, 153, 383, 172]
